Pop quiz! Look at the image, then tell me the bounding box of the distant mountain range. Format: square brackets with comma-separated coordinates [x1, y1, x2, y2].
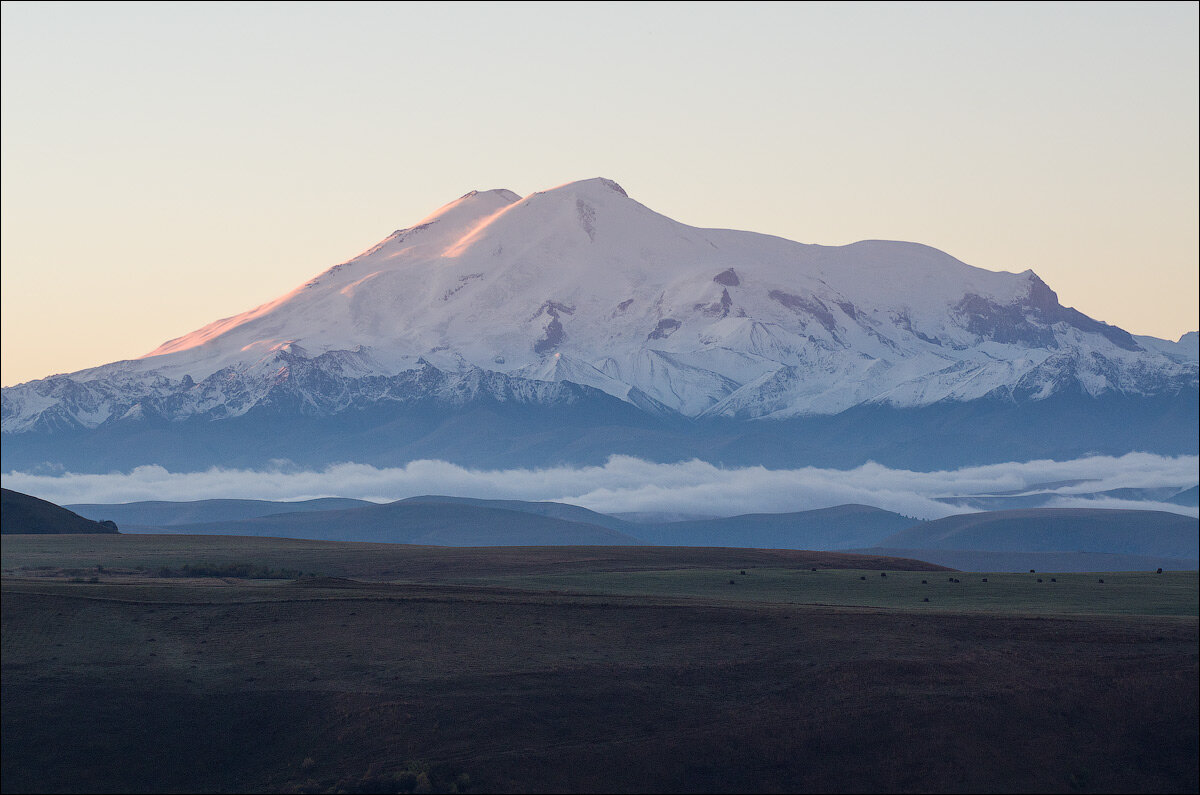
[860, 507, 1200, 572]
[626, 504, 918, 550]
[79, 497, 647, 547]
[3, 178, 1195, 472]
[880, 508, 1198, 559]
[65, 497, 375, 527]
[69, 496, 919, 550]
[64, 495, 1198, 571]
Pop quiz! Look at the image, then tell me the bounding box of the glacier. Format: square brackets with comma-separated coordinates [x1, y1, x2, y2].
[3, 177, 1196, 472]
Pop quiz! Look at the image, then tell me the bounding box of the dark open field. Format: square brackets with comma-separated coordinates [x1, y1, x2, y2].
[3, 534, 1197, 794]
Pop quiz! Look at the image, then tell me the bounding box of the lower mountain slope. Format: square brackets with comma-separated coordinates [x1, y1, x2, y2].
[881, 508, 1199, 560]
[631, 504, 919, 550]
[1167, 485, 1199, 507]
[4, 386, 1195, 472]
[1, 488, 119, 535]
[394, 495, 637, 532]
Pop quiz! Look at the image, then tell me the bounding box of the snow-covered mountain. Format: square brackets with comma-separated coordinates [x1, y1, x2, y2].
[3, 178, 1196, 471]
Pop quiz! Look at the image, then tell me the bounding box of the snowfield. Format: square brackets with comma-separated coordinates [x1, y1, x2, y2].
[2, 177, 1196, 435]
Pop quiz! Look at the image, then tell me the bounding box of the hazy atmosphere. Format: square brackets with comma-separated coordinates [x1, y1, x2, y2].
[2, 1, 1197, 387]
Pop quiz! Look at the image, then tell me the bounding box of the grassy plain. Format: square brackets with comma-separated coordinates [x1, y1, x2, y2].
[0, 532, 948, 581]
[2, 534, 1197, 794]
[467, 568, 1200, 616]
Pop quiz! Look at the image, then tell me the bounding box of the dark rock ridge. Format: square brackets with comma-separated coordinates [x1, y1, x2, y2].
[953, 276, 1139, 351]
[1, 488, 119, 534]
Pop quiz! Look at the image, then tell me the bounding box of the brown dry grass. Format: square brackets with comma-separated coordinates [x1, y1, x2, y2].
[3, 565, 1197, 794]
[1, 532, 950, 581]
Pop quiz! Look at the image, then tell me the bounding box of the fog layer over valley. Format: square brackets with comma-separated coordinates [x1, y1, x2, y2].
[6, 452, 1196, 521]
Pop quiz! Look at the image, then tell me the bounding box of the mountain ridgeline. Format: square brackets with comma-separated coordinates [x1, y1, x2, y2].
[64, 495, 1199, 571]
[3, 178, 1196, 472]
[70, 496, 917, 548]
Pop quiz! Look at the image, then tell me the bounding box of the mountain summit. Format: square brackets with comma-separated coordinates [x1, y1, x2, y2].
[3, 178, 1196, 471]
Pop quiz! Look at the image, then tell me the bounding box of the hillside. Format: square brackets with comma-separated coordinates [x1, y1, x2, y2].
[63, 496, 926, 551]
[67, 497, 375, 528]
[881, 508, 1199, 560]
[1167, 485, 1199, 507]
[1, 489, 119, 535]
[395, 495, 636, 532]
[160, 500, 647, 546]
[633, 504, 918, 549]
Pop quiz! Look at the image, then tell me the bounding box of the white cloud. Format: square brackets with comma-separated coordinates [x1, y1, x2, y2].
[3, 453, 1197, 520]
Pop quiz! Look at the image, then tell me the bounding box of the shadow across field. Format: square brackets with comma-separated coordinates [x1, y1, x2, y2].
[2, 536, 1197, 794]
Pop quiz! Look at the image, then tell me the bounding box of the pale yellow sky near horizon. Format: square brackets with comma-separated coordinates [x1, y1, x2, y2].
[2, 1, 1197, 387]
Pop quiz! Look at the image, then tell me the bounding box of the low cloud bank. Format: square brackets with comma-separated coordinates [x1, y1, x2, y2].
[3, 453, 1197, 520]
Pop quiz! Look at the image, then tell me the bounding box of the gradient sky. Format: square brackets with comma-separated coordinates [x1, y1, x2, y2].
[2, 1, 1197, 387]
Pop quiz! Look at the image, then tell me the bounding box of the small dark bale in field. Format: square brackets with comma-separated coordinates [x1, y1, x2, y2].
[1098, 578, 1104, 583]
[1038, 579, 1043, 583]
[1157, 567, 1163, 574]
[880, 572, 887, 577]
[1051, 578, 1057, 582]
[921, 580, 927, 584]
[982, 578, 988, 582]
[860, 576, 866, 581]
[1030, 569, 1036, 573]
[739, 570, 746, 575]
[729, 579, 736, 585]
[923, 597, 929, 602]
[811, 567, 817, 571]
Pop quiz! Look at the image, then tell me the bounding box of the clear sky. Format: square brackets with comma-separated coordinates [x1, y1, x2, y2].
[2, 1, 1197, 387]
